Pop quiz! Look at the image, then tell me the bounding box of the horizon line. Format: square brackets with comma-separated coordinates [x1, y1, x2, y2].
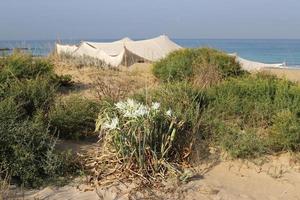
[1, 38, 300, 42]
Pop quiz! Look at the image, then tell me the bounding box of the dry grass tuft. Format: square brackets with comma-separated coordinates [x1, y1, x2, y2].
[192, 63, 222, 88]
[0, 169, 11, 200]
[93, 67, 156, 102]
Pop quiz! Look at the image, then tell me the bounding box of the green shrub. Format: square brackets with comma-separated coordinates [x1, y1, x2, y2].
[269, 110, 300, 151]
[207, 74, 300, 128]
[153, 49, 194, 82]
[0, 54, 79, 187]
[0, 53, 53, 83]
[3, 77, 56, 117]
[49, 96, 101, 139]
[204, 74, 300, 158]
[193, 48, 243, 78]
[209, 120, 267, 158]
[0, 100, 56, 186]
[0, 52, 72, 90]
[153, 48, 245, 83]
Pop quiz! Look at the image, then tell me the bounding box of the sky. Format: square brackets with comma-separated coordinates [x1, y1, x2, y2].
[1, 0, 300, 40]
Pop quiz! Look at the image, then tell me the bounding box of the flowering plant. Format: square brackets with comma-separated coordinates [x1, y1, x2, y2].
[95, 98, 183, 175]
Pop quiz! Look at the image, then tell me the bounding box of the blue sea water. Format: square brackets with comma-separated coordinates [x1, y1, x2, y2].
[1, 39, 300, 67]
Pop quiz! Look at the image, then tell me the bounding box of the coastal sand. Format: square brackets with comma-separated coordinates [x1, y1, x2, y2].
[24, 153, 300, 200]
[262, 67, 300, 82]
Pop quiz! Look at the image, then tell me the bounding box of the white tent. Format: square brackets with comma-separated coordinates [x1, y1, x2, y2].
[229, 53, 285, 71]
[83, 37, 133, 56]
[56, 44, 78, 55]
[56, 35, 182, 67]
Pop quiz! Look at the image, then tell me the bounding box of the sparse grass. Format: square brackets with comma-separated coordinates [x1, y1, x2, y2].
[93, 71, 138, 102]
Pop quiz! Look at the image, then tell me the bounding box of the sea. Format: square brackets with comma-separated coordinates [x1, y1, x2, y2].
[1, 39, 300, 68]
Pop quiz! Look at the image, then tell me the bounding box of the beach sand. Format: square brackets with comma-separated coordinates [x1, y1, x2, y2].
[23, 153, 300, 200]
[262, 67, 300, 82]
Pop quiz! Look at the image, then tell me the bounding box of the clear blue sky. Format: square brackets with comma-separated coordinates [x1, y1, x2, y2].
[1, 0, 300, 40]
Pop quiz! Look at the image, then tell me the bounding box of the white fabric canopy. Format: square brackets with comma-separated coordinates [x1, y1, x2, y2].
[83, 37, 133, 56]
[73, 42, 126, 66]
[56, 35, 182, 67]
[229, 53, 285, 71]
[124, 35, 182, 61]
[56, 44, 78, 55]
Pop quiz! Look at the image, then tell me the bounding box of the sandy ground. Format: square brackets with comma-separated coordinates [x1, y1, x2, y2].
[20, 153, 300, 200]
[262, 67, 300, 82]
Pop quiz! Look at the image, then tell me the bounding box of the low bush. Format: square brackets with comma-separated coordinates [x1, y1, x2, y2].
[0, 99, 57, 186]
[0, 53, 79, 187]
[0, 53, 53, 83]
[3, 78, 57, 117]
[205, 74, 300, 158]
[269, 110, 300, 151]
[153, 49, 194, 82]
[49, 96, 101, 139]
[153, 48, 246, 83]
[0, 52, 73, 89]
[211, 122, 268, 158]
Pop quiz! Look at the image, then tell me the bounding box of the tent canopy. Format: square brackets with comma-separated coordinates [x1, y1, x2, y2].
[229, 53, 285, 71]
[56, 35, 182, 67]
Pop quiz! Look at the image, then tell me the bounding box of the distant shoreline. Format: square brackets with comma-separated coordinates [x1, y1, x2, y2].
[1, 39, 300, 66]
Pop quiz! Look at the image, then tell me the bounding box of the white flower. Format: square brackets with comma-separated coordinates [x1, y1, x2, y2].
[115, 99, 150, 118]
[123, 104, 149, 118]
[166, 109, 172, 117]
[134, 105, 149, 117]
[115, 101, 126, 111]
[102, 117, 119, 130]
[127, 99, 136, 107]
[151, 102, 160, 110]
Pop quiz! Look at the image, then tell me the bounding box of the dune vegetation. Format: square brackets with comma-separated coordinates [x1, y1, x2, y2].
[0, 53, 86, 187]
[1, 49, 300, 192]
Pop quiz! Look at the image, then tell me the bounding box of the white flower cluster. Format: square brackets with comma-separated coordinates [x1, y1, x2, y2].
[100, 99, 173, 132]
[115, 99, 162, 118]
